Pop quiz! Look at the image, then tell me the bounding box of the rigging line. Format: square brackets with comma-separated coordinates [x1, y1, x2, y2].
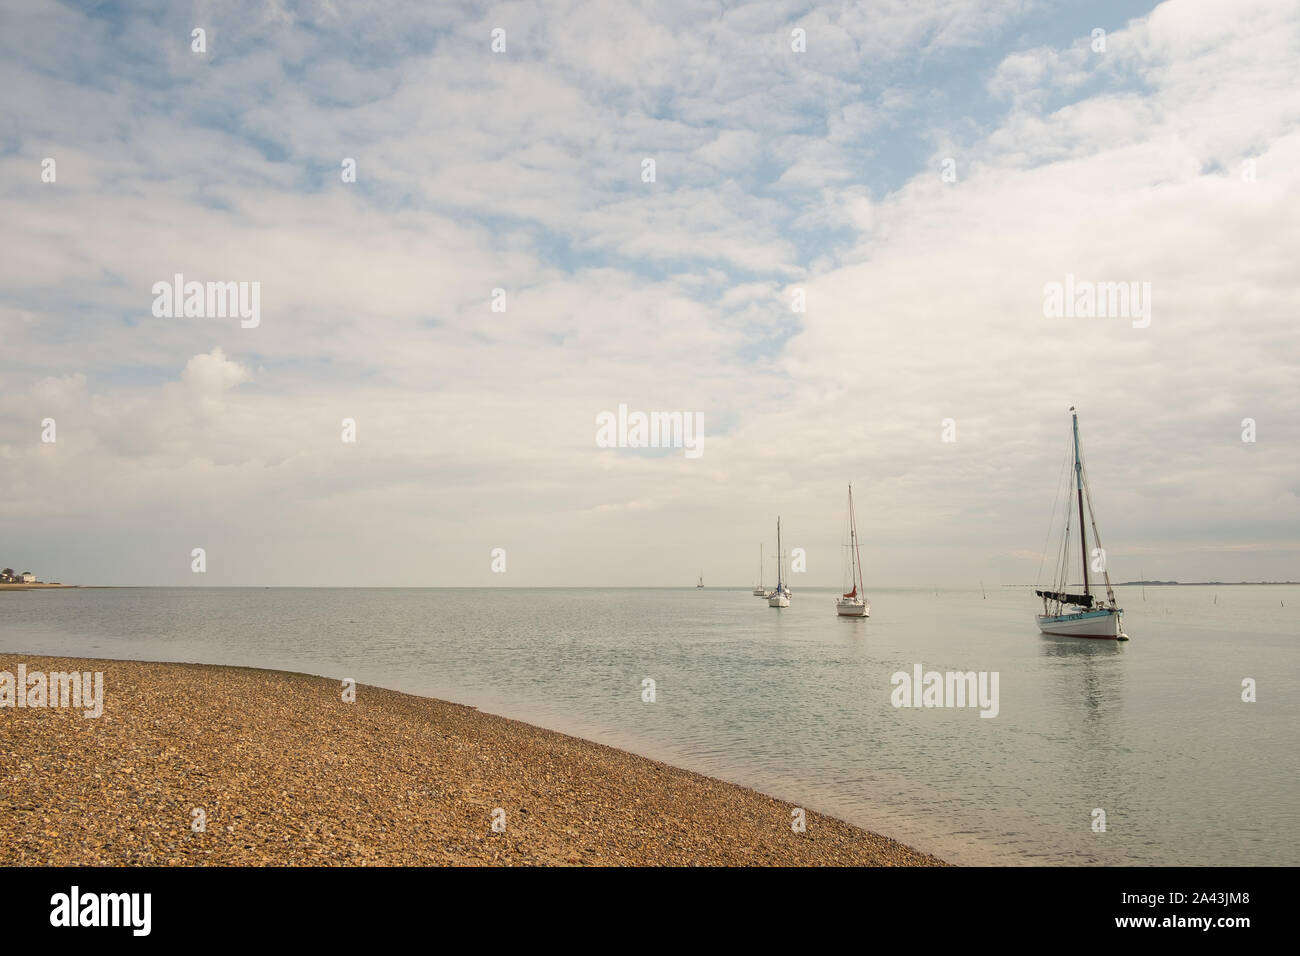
[1057, 488, 1073, 593]
[1047, 472, 1072, 605]
[1049, 435, 1074, 593]
[1035, 434, 1074, 588]
[1052, 431, 1075, 602]
[1080, 447, 1116, 604]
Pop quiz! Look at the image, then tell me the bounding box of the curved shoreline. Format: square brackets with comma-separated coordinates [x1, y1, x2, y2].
[0, 654, 946, 866]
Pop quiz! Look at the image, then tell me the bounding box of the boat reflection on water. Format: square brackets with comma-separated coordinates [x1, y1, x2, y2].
[1038, 632, 1127, 721]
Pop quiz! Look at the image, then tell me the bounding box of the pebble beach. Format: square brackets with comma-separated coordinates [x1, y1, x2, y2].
[0, 655, 944, 866]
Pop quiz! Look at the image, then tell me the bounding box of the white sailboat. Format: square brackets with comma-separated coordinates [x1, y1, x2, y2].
[697, 573, 704, 589]
[835, 484, 870, 617]
[768, 518, 790, 607]
[752, 544, 767, 596]
[1034, 408, 1128, 640]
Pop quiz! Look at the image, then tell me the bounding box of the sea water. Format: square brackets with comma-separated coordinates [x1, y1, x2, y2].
[1, 584, 1294, 865]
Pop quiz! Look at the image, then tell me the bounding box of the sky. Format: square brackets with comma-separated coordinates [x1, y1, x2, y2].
[1, 0, 1297, 588]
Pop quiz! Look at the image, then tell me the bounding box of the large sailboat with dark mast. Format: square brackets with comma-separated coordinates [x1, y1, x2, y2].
[1034, 408, 1128, 640]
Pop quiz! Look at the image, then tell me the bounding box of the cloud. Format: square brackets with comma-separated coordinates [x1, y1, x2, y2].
[0, 0, 1297, 586]
[182, 348, 252, 393]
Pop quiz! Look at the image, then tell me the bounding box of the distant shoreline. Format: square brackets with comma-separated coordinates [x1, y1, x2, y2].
[1006, 581, 1299, 588]
[1114, 581, 1300, 587]
[6, 582, 1296, 591]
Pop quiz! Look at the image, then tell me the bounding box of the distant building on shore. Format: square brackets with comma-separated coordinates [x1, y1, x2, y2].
[0, 569, 39, 584]
[21, 572, 36, 583]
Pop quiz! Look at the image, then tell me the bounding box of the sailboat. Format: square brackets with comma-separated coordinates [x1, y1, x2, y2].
[1034, 408, 1128, 640]
[752, 544, 767, 596]
[768, 518, 790, 607]
[835, 484, 870, 617]
[697, 573, 704, 589]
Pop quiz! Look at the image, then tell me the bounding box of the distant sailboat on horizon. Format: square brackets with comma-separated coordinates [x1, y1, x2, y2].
[835, 484, 869, 617]
[768, 518, 790, 608]
[752, 544, 767, 596]
[1034, 407, 1128, 640]
[697, 573, 704, 589]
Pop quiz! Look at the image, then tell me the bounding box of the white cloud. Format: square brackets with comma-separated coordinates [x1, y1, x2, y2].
[182, 348, 252, 393]
[0, 0, 1296, 586]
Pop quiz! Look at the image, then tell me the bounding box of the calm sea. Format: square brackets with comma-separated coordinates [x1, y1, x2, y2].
[2, 584, 1295, 865]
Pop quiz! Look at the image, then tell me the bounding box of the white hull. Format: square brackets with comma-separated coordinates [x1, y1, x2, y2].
[752, 587, 766, 596]
[1036, 608, 1126, 639]
[768, 592, 790, 608]
[836, 598, 869, 617]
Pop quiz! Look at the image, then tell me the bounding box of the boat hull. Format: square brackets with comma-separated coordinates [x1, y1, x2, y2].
[1036, 607, 1126, 639]
[768, 592, 790, 608]
[836, 599, 869, 617]
[752, 587, 766, 596]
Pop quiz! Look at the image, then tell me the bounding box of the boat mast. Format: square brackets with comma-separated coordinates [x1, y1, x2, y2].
[1072, 408, 1090, 602]
[759, 543, 763, 589]
[776, 517, 783, 592]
